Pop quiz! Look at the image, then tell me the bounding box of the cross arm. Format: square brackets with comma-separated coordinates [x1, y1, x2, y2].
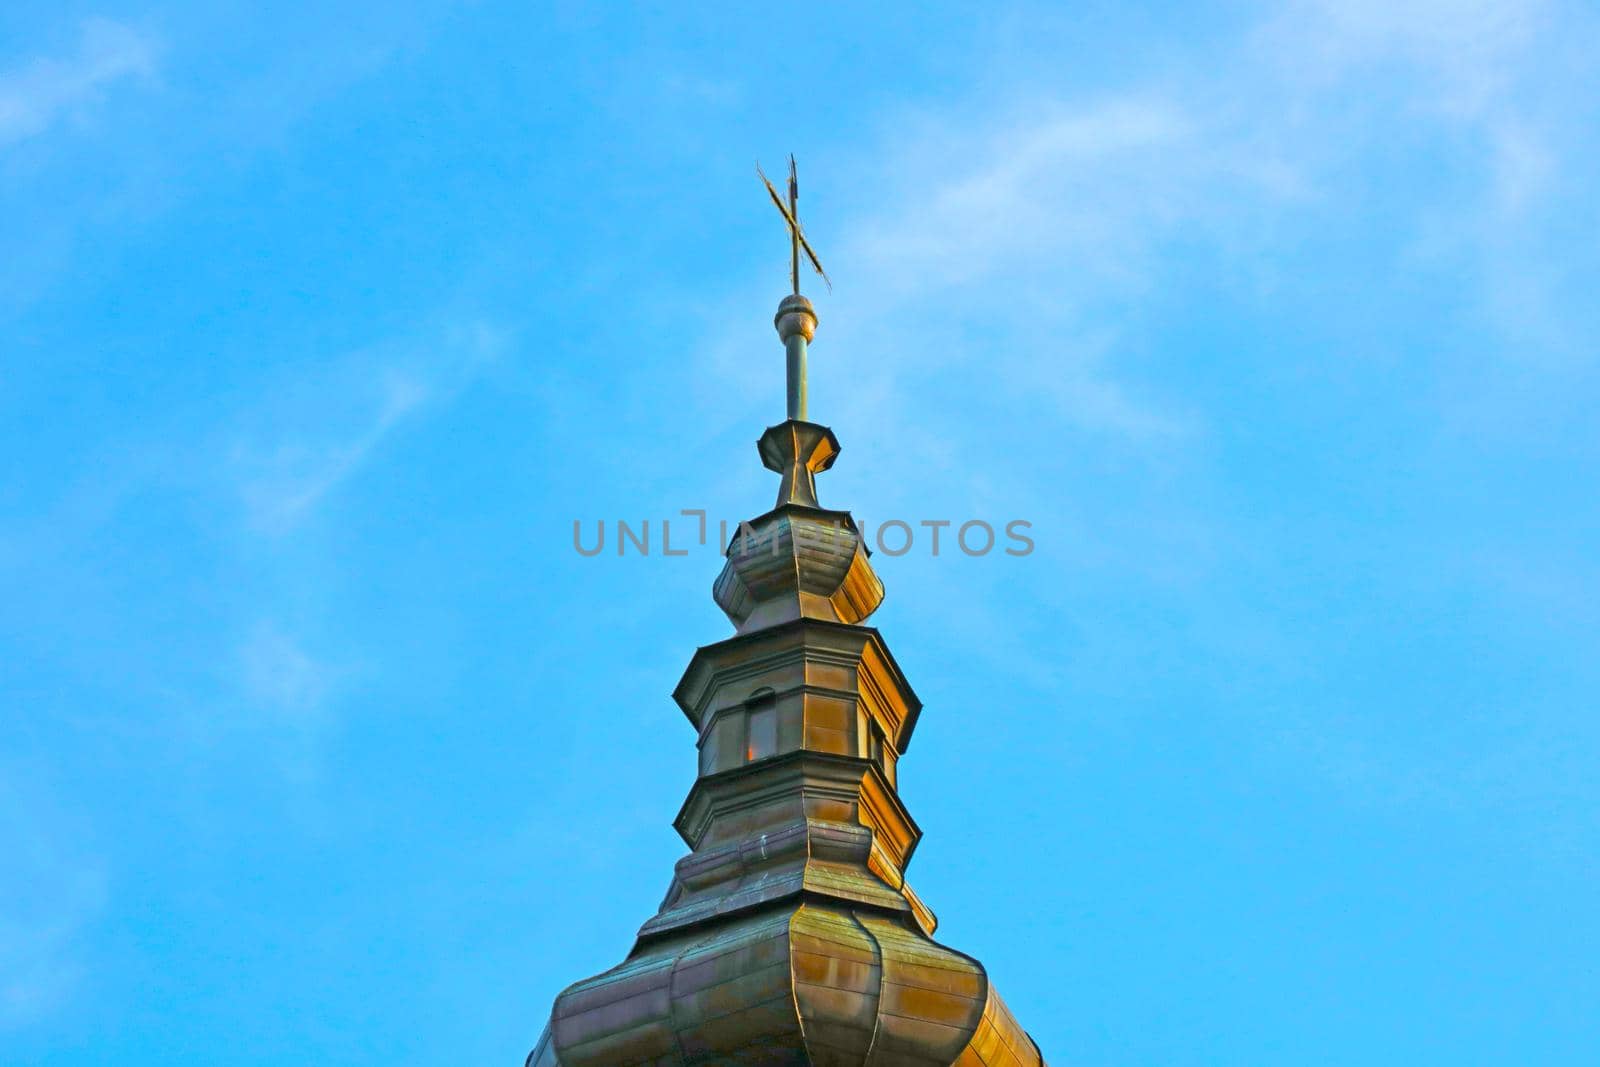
[757, 164, 832, 291]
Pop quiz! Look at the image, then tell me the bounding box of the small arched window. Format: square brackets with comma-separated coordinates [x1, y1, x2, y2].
[744, 690, 778, 763]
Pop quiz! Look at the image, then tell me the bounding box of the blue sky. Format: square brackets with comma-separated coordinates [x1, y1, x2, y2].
[3, 2, 1599, 1063]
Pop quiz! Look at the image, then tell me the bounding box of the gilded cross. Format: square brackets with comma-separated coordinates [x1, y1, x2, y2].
[758, 156, 830, 295]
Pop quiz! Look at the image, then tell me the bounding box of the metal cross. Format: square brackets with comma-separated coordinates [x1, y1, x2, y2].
[758, 156, 831, 295]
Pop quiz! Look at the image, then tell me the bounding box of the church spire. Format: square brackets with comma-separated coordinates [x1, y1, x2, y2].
[527, 161, 1046, 1067]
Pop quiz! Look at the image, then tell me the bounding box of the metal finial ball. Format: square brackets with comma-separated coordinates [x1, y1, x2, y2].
[774, 294, 817, 343]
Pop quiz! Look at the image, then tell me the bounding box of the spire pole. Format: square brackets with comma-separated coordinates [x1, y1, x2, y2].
[776, 295, 814, 421]
[758, 156, 830, 423]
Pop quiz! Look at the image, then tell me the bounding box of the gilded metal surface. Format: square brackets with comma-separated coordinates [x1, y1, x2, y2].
[758, 419, 836, 510]
[712, 511, 884, 633]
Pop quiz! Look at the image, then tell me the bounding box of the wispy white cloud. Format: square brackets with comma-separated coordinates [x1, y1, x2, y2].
[239, 370, 430, 534]
[0, 18, 158, 148]
[1264, 0, 1599, 356]
[847, 99, 1199, 298]
[1263, 0, 1549, 116]
[241, 622, 334, 726]
[235, 319, 510, 534]
[1266, 0, 1564, 184]
[0, 771, 106, 1030]
[232, 622, 346, 789]
[823, 95, 1281, 441]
